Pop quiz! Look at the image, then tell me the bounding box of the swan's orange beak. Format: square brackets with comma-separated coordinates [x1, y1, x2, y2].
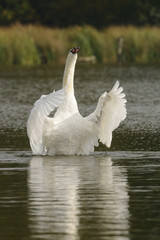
[70, 47, 80, 54]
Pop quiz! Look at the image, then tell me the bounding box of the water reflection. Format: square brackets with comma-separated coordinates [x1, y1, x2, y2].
[28, 155, 129, 240]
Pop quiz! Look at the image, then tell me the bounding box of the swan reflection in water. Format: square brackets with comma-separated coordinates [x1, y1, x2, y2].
[28, 154, 129, 240]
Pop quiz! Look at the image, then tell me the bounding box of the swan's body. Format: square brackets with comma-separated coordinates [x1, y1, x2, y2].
[27, 47, 127, 155]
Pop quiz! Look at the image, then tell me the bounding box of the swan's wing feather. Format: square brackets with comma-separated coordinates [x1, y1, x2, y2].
[99, 81, 127, 147]
[27, 88, 65, 155]
[86, 81, 127, 148]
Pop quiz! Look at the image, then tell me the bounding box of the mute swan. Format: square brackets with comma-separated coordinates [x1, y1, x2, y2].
[27, 47, 127, 155]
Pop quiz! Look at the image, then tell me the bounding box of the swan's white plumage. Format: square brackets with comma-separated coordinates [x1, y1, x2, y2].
[86, 81, 127, 148]
[27, 47, 127, 155]
[43, 112, 99, 155]
[98, 81, 127, 147]
[27, 89, 65, 155]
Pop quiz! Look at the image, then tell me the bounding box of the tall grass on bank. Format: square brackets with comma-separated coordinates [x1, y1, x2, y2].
[1, 24, 160, 65]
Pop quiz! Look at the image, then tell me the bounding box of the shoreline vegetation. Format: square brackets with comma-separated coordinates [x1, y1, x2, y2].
[1, 24, 160, 66]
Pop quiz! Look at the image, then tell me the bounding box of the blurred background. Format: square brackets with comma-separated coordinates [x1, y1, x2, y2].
[0, 0, 160, 29]
[0, 0, 160, 65]
[1, 0, 160, 27]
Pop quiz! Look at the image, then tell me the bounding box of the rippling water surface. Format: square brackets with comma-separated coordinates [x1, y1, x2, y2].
[0, 65, 160, 240]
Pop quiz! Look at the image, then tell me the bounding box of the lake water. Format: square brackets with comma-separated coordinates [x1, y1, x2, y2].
[0, 64, 160, 240]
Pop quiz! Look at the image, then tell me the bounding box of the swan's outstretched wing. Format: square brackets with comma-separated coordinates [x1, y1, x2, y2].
[86, 81, 127, 148]
[27, 89, 65, 155]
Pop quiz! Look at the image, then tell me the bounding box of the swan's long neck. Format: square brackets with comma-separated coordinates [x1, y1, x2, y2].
[62, 52, 77, 92]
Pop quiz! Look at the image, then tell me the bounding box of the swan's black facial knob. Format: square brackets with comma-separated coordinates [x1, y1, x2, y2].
[70, 47, 80, 54]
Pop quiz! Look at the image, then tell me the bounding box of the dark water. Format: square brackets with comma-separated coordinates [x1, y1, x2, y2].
[0, 65, 160, 240]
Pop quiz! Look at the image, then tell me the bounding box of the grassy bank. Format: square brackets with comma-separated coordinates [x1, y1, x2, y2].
[0, 24, 160, 65]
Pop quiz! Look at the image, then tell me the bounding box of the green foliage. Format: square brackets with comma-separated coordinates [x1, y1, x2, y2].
[83, 26, 104, 62]
[1, 24, 160, 65]
[1, 0, 160, 28]
[0, 27, 39, 65]
[66, 27, 93, 57]
[11, 35, 39, 65]
[66, 26, 103, 62]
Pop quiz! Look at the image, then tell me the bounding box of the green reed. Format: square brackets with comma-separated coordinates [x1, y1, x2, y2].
[0, 24, 160, 65]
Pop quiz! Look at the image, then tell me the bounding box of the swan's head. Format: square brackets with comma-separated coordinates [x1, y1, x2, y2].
[70, 47, 80, 54]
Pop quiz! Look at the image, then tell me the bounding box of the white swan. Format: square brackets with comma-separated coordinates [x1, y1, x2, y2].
[27, 47, 127, 155]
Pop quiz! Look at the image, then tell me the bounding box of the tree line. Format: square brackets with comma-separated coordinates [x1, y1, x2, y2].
[0, 0, 160, 28]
